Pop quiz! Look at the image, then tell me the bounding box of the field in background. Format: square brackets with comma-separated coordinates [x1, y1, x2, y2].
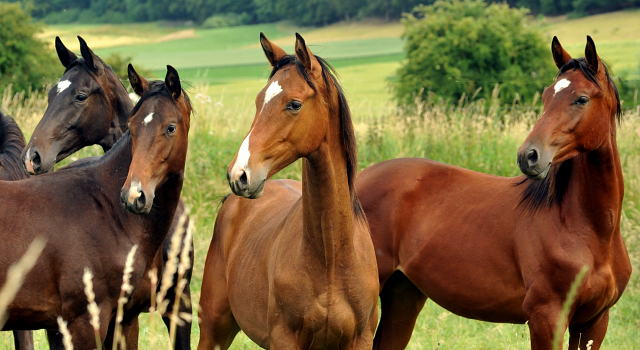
[0, 9, 638, 349]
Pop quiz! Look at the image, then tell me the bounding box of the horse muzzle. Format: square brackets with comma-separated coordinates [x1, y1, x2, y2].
[227, 168, 266, 199]
[517, 144, 552, 180]
[120, 183, 154, 214]
[23, 147, 54, 175]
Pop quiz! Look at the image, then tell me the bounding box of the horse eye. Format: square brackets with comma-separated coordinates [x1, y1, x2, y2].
[575, 96, 589, 106]
[286, 100, 302, 112]
[76, 94, 88, 103]
[166, 125, 177, 135]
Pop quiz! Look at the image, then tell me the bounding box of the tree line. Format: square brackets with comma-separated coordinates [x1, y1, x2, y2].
[3, 0, 639, 26]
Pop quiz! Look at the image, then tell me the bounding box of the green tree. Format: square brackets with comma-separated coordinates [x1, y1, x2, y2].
[0, 2, 58, 95]
[395, 0, 556, 107]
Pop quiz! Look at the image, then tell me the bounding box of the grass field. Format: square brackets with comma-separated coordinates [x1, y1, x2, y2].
[1, 9, 639, 349]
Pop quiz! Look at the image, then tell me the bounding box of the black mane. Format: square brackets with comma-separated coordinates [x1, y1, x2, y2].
[517, 160, 573, 213]
[0, 111, 29, 180]
[270, 55, 365, 221]
[518, 57, 620, 212]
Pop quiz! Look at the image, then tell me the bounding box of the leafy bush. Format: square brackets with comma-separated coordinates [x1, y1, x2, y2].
[394, 0, 556, 108]
[0, 3, 58, 95]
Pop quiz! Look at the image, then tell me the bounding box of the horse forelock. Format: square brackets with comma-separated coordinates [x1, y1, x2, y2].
[0, 112, 29, 180]
[130, 81, 192, 119]
[269, 55, 365, 221]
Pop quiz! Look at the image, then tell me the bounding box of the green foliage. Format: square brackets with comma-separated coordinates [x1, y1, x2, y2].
[202, 13, 251, 29]
[0, 2, 58, 95]
[6, 0, 640, 25]
[394, 0, 556, 108]
[516, 0, 640, 16]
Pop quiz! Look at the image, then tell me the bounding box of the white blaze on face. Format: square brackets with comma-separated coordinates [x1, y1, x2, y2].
[143, 112, 154, 126]
[57, 80, 72, 95]
[127, 180, 142, 203]
[230, 132, 252, 181]
[235, 132, 251, 169]
[263, 81, 283, 107]
[554, 78, 571, 95]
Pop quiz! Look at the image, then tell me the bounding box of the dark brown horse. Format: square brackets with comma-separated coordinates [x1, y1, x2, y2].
[0, 65, 191, 349]
[355, 36, 631, 350]
[20, 37, 193, 350]
[197, 33, 379, 350]
[0, 112, 35, 349]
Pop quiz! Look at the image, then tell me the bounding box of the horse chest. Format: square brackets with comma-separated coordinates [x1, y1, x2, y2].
[269, 262, 372, 347]
[272, 289, 360, 348]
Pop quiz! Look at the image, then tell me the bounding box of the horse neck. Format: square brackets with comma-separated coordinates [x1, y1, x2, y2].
[566, 121, 623, 238]
[99, 71, 133, 151]
[98, 132, 184, 259]
[301, 106, 357, 265]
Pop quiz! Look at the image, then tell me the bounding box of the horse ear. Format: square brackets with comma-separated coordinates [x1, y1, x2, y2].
[128, 64, 150, 97]
[585, 35, 599, 73]
[78, 36, 103, 73]
[55, 36, 77, 68]
[551, 36, 572, 69]
[260, 32, 287, 66]
[165, 65, 182, 100]
[294, 33, 322, 80]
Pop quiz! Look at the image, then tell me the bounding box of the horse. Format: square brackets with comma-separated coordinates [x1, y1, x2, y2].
[0, 65, 191, 350]
[355, 36, 631, 350]
[0, 112, 36, 350]
[20, 36, 193, 350]
[0, 111, 29, 181]
[197, 33, 379, 350]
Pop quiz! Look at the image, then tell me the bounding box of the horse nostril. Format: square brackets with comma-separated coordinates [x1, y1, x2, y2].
[238, 170, 249, 190]
[136, 191, 146, 211]
[526, 148, 539, 167]
[31, 150, 42, 170]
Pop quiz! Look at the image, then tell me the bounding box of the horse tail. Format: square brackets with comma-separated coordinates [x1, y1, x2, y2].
[0, 111, 29, 180]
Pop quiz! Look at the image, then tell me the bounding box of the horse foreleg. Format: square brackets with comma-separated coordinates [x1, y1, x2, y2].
[45, 329, 64, 350]
[524, 300, 564, 350]
[162, 283, 193, 350]
[568, 310, 609, 350]
[196, 295, 239, 350]
[66, 317, 103, 350]
[373, 271, 427, 350]
[13, 330, 34, 350]
[197, 262, 239, 350]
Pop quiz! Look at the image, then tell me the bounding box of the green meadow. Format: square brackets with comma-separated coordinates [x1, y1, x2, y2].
[1, 9, 639, 349]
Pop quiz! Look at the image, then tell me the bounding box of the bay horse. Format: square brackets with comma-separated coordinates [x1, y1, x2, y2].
[0, 65, 191, 349]
[197, 33, 379, 350]
[355, 36, 631, 350]
[20, 36, 193, 350]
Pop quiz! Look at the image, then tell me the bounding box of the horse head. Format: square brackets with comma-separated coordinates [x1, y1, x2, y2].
[120, 64, 191, 214]
[23, 36, 131, 175]
[517, 36, 619, 180]
[227, 33, 341, 199]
